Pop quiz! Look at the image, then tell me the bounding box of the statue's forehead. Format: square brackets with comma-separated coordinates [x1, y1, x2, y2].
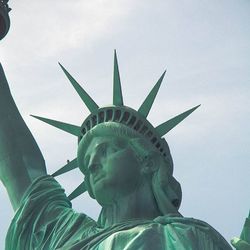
[84, 135, 128, 154]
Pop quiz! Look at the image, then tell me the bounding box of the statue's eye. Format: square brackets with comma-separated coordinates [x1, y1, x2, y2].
[99, 143, 118, 156]
[99, 145, 108, 156]
[106, 145, 120, 155]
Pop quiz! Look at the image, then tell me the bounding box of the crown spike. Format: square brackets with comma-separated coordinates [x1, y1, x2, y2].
[52, 158, 78, 177]
[156, 105, 200, 136]
[58, 63, 99, 112]
[31, 115, 81, 136]
[113, 50, 124, 106]
[68, 182, 87, 200]
[138, 71, 166, 117]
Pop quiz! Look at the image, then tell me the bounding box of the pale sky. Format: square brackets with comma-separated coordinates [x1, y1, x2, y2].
[0, 0, 249, 248]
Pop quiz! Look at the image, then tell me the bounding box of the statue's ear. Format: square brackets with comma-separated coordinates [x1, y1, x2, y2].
[141, 152, 160, 175]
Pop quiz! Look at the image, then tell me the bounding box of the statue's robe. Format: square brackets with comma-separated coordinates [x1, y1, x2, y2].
[6, 176, 232, 250]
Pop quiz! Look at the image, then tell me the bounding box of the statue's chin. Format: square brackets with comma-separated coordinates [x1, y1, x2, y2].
[92, 181, 115, 205]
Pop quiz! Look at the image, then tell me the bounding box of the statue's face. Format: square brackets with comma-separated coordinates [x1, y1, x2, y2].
[83, 136, 143, 205]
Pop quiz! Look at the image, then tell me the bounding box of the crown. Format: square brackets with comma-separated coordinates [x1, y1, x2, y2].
[32, 51, 200, 200]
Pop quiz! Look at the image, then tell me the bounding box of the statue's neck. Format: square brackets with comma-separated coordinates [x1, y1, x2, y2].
[100, 181, 162, 227]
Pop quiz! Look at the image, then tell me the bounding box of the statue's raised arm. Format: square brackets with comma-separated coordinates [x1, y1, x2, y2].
[0, 64, 47, 210]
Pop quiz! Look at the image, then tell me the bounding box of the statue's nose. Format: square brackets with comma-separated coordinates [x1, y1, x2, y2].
[88, 163, 102, 174]
[88, 153, 103, 174]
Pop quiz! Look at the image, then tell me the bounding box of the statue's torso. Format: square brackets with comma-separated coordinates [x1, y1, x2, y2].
[6, 176, 232, 250]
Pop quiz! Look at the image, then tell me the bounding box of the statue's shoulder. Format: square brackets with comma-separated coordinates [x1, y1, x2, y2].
[84, 216, 233, 250]
[153, 215, 233, 249]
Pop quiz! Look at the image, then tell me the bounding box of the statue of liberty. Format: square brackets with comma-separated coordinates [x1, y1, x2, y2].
[0, 0, 250, 247]
[1, 51, 247, 249]
[0, 2, 249, 249]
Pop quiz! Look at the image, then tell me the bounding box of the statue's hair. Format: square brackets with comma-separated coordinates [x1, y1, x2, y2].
[77, 122, 182, 216]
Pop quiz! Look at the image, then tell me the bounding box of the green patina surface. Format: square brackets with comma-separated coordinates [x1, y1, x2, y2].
[0, 53, 247, 249]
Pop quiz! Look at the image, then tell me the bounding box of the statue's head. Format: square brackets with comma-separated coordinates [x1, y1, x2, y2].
[77, 113, 182, 216]
[77, 122, 181, 212]
[32, 51, 199, 215]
